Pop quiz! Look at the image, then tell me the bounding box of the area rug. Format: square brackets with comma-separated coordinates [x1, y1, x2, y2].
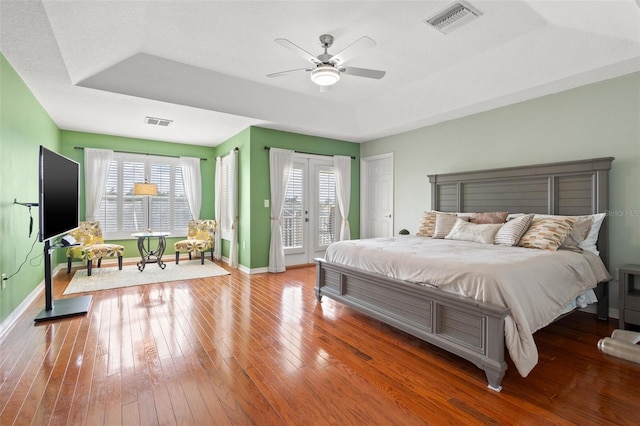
[63, 259, 230, 294]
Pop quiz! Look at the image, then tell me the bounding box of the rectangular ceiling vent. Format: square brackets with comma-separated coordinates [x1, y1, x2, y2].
[145, 116, 173, 127]
[425, 2, 482, 34]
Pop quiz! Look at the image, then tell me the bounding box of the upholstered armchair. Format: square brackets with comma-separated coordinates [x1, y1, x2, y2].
[174, 219, 216, 264]
[66, 221, 124, 276]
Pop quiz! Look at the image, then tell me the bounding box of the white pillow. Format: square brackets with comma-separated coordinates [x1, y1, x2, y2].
[578, 213, 606, 255]
[445, 219, 503, 245]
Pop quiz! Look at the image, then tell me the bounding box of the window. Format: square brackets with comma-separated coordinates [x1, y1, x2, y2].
[283, 167, 304, 249]
[317, 169, 337, 246]
[95, 153, 191, 238]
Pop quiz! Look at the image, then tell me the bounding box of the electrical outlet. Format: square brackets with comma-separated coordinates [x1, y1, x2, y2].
[1, 273, 6, 290]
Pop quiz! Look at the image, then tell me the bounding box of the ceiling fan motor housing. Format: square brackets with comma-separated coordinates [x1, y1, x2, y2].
[319, 34, 334, 48]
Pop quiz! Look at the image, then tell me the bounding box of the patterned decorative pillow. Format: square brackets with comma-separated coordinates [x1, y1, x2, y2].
[432, 213, 468, 239]
[533, 214, 593, 252]
[416, 211, 437, 237]
[445, 219, 503, 244]
[494, 214, 534, 246]
[470, 211, 509, 224]
[519, 217, 576, 251]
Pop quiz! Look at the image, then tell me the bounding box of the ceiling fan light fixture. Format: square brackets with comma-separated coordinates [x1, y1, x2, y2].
[310, 66, 341, 86]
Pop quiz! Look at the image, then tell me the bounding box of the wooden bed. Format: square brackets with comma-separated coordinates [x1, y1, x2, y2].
[315, 157, 614, 391]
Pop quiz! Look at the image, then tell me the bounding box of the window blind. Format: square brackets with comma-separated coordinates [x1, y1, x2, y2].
[283, 167, 304, 249]
[95, 153, 191, 238]
[318, 170, 337, 246]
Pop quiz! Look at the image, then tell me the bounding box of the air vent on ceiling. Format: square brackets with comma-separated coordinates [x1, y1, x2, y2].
[425, 2, 482, 34]
[145, 116, 173, 127]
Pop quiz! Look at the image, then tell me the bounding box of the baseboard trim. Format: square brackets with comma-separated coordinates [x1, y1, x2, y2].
[0, 264, 64, 343]
[240, 265, 268, 274]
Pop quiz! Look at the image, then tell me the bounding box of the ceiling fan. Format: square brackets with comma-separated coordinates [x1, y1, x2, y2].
[267, 34, 386, 90]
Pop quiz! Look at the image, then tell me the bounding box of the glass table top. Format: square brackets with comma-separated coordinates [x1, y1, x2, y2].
[131, 231, 171, 238]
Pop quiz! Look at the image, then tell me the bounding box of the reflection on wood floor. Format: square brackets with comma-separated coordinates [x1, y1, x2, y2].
[1, 262, 638, 425]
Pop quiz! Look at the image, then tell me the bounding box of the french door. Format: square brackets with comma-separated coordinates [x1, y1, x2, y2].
[283, 155, 341, 266]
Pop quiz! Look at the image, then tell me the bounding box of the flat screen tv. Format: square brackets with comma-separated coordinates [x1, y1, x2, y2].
[39, 146, 80, 242]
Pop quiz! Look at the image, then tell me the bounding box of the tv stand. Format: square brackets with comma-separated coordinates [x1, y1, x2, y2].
[34, 240, 92, 322]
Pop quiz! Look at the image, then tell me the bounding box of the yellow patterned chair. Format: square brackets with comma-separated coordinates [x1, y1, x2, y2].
[66, 221, 124, 276]
[174, 219, 216, 264]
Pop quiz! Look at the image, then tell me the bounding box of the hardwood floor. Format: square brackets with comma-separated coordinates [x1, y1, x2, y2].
[1, 263, 639, 425]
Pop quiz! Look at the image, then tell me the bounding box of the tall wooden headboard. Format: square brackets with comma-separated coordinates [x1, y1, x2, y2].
[428, 157, 614, 319]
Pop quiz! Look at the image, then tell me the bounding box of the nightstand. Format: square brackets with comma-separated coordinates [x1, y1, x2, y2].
[619, 264, 640, 330]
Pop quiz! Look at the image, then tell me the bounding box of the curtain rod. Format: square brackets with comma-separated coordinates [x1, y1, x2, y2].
[219, 147, 239, 158]
[74, 146, 208, 161]
[263, 146, 355, 160]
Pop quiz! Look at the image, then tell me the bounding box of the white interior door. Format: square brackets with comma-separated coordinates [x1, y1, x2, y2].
[361, 153, 394, 238]
[283, 155, 341, 266]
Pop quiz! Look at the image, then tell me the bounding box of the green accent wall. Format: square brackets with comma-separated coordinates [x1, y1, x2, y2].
[361, 71, 640, 308]
[247, 127, 360, 270]
[213, 126, 360, 270]
[59, 130, 216, 260]
[0, 54, 60, 324]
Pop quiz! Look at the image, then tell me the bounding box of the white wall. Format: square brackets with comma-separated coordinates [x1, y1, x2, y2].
[361, 72, 640, 312]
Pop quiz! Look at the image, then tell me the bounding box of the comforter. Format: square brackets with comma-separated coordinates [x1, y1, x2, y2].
[325, 236, 611, 376]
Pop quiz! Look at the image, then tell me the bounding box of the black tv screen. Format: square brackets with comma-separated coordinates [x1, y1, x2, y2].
[39, 146, 80, 242]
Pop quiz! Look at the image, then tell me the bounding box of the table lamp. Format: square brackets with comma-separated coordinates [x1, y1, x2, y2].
[133, 180, 158, 232]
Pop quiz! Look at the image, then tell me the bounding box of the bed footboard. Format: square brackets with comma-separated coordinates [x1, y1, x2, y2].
[315, 258, 510, 391]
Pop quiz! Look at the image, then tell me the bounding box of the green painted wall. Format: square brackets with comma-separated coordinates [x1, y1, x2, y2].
[361, 72, 640, 309]
[59, 131, 216, 260]
[211, 126, 359, 270]
[0, 54, 60, 324]
[247, 127, 360, 270]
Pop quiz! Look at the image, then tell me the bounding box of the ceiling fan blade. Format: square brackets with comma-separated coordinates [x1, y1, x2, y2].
[274, 38, 321, 65]
[341, 66, 386, 79]
[266, 68, 311, 78]
[330, 36, 376, 65]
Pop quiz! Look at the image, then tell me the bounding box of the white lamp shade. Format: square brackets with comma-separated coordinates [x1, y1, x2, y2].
[133, 182, 158, 196]
[310, 66, 341, 86]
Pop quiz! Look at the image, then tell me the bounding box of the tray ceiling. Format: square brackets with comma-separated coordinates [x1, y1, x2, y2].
[1, 1, 639, 146]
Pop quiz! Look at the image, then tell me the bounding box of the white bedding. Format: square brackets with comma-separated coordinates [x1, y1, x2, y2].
[325, 236, 612, 377]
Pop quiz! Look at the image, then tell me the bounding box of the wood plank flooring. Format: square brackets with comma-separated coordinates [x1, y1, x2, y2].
[1, 262, 639, 425]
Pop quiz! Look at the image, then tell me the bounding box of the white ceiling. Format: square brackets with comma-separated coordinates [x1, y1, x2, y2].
[2, 1, 639, 147]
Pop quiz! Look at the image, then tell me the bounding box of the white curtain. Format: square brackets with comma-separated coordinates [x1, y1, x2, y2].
[334, 155, 351, 241]
[228, 149, 239, 268]
[214, 156, 222, 261]
[268, 148, 294, 273]
[84, 148, 113, 221]
[179, 156, 202, 219]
